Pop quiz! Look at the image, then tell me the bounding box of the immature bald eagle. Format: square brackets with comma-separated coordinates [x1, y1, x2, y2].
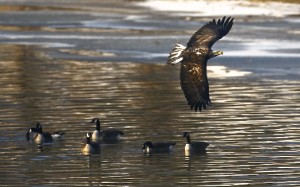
[167, 16, 234, 112]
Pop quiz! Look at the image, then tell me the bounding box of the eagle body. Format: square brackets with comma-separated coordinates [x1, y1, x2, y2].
[167, 17, 234, 112]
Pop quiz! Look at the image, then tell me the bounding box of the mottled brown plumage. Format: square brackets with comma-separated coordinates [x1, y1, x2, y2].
[167, 17, 234, 111]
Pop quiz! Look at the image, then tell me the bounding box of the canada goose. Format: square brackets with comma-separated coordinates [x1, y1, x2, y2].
[183, 132, 209, 155]
[26, 123, 43, 142]
[37, 123, 65, 140]
[31, 126, 54, 145]
[81, 132, 101, 156]
[26, 123, 65, 142]
[142, 141, 176, 154]
[90, 118, 124, 143]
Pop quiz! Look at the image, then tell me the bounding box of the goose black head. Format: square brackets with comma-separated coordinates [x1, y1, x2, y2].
[183, 132, 190, 138]
[142, 141, 153, 150]
[36, 122, 42, 129]
[183, 132, 191, 144]
[91, 118, 101, 131]
[36, 124, 43, 134]
[91, 118, 100, 124]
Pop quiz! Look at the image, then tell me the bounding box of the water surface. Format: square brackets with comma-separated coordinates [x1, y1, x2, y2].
[0, 0, 300, 186]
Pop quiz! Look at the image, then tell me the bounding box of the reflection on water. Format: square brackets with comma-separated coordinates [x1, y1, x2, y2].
[0, 44, 299, 186]
[0, 0, 300, 186]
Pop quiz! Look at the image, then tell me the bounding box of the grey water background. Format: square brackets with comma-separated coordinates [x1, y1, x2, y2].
[0, 0, 300, 186]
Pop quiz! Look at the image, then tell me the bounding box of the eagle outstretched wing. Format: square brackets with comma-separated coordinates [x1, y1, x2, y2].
[187, 16, 234, 48]
[180, 61, 211, 112]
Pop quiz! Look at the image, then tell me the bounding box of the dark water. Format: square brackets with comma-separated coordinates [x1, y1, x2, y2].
[0, 0, 300, 186]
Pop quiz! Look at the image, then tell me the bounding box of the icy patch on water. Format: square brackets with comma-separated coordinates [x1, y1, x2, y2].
[0, 33, 182, 40]
[225, 50, 300, 58]
[209, 65, 252, 78]
[82, 18, 158, 30]
[137, 0, 300, 17]
[2, 41, 74, 48]
[225, 39, 300, 57]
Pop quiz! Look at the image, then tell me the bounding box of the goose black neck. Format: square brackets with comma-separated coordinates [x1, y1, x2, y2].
[185, 134, 191, 144]
[86, 136, 91, 144]
[95, 122, 100, 131]
[26, 129, 30, 141]
[92, 118, 101, 131]
[37, 126, 43, 134]
[36, 123, 41, 129]
[144, 141, 153, 148]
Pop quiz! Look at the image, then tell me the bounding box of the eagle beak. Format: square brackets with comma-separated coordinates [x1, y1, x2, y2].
[216, 51, 223, 55]
[211, 51, 223, 58]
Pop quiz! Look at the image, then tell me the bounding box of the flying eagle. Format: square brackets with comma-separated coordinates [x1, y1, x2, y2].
[167, 16, 234, 112]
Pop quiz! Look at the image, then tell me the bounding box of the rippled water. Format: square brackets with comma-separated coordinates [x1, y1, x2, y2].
[0, 0, 300, 186]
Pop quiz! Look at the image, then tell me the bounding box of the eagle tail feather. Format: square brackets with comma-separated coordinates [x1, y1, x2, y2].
[167, 43, 186, 65]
